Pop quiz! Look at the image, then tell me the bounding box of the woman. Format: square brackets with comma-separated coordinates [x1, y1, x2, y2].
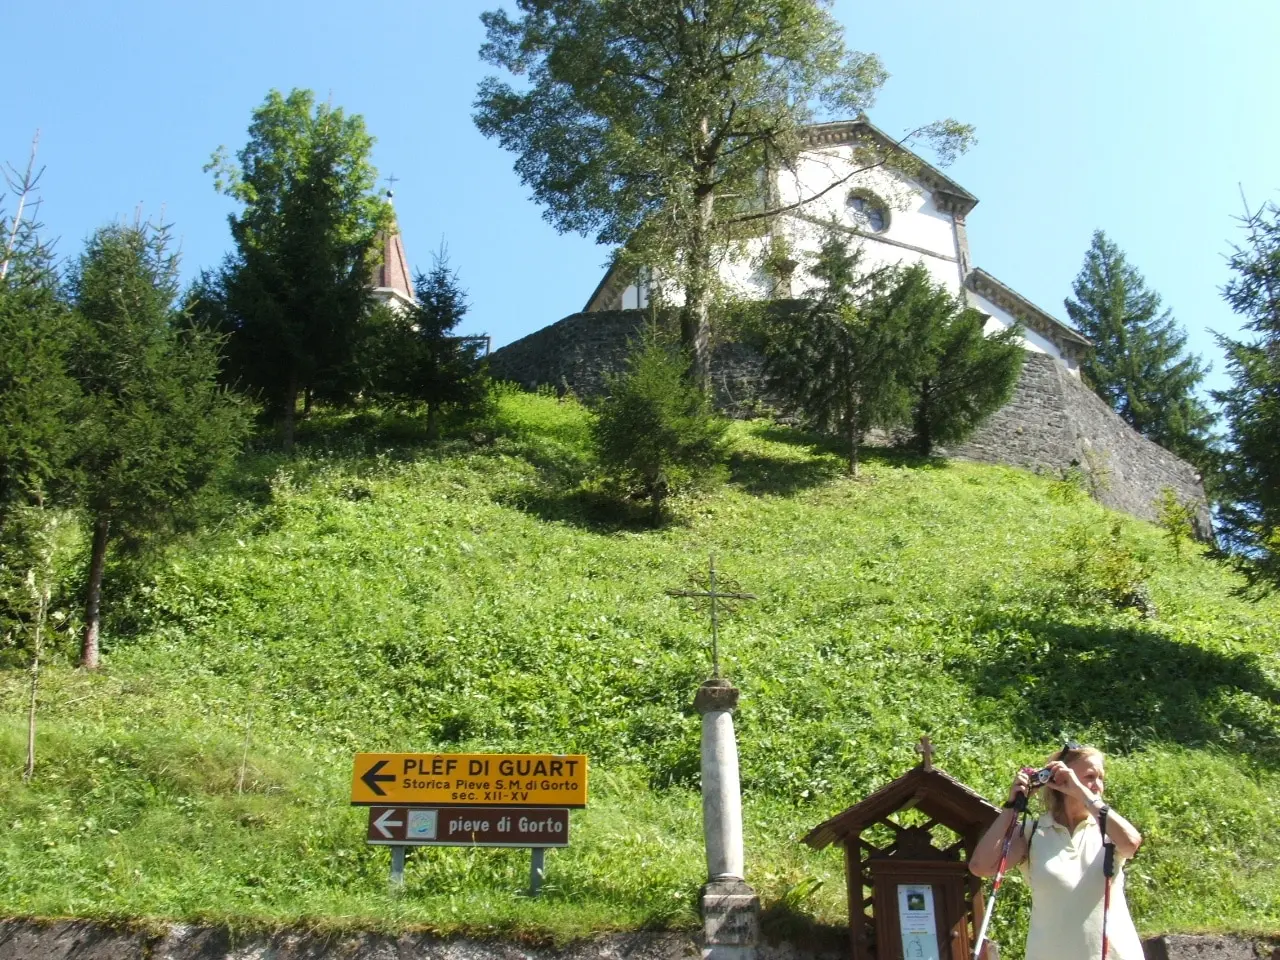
[969, 744, 1144, 960]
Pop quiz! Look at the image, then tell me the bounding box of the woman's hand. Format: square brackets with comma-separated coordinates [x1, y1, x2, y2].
[1008, 767, 1031, 805]
[1045, 760, 1093, 801]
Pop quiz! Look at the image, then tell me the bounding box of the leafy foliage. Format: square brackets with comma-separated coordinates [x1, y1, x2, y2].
[68, 222, 250, 666]
[1215, 200, 1280, 592]
[362, 248, 489, 440]
[592, 331, 728, 523]
[1064, 230, 1215, 468]
[205, 89, 390, 449]
[474, 0, 972, 382]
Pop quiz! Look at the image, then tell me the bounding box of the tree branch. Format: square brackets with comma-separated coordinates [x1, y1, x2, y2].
[724, 124, 935, 226]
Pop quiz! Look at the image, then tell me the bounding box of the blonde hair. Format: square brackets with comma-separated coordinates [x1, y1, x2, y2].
[1042, 744, 1105, 822]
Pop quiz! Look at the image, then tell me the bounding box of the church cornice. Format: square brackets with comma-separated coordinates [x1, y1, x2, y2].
[803, 118, 979, 218]
[966, 268, 1091, 360]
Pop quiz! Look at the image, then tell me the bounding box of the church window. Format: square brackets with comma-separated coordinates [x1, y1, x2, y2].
[847, 191, 889, 233]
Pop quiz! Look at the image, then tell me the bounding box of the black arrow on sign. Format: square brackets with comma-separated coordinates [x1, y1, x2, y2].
[361, 760, 396, 796]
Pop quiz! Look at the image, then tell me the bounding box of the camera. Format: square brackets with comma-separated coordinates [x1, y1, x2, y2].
[1022, 765, 1055, 787]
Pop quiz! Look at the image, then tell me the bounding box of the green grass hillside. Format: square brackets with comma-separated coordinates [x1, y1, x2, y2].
[1, 392, 1277, 951]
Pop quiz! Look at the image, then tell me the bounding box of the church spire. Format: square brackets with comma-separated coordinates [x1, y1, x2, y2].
[371, 187, 414, 308]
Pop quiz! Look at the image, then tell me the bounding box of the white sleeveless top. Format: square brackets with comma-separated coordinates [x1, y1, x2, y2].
[1017, 812, 1143, 960]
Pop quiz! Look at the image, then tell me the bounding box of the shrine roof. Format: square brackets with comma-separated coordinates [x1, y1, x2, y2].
[802, 763, 1001, 850]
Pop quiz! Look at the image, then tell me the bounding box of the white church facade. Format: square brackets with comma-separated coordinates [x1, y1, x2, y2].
[582, 117, 1091, 376]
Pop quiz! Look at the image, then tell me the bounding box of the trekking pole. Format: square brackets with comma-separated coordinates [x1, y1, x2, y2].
[973, 792, 1028, 960]
[1099, 805, 1116, 960]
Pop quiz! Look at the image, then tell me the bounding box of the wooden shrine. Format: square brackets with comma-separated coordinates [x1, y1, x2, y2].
[802, 738, 1002, 960]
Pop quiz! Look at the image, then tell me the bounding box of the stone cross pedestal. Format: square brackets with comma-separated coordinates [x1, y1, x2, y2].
[694, 678, 759, 960]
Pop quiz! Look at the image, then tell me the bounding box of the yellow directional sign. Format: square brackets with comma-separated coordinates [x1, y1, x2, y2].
[350, 753, 588, 807]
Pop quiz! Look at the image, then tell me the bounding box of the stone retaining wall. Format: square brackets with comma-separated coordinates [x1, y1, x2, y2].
[0, 920, 1273, 960]
[489, 311, 1209, 531]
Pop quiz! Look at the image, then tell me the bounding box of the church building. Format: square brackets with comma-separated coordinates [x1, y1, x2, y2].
[486, 117, 1209, 532]
[583, 116, 1091, 378]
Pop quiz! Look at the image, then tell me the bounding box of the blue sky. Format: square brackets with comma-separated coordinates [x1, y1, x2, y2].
[8, 1, 1278, 394]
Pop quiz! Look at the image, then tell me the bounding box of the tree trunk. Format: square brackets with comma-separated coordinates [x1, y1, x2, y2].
[426, 403, 441, 442]
[25, 569, 49, 782]
[282, 375, 298, 453]
[80, 517, 110, 670]
[682, 146, 717, 391]
[650, 486, 665, 528]
[915, 381, 933, 456]
[302, 386, 314, 419]
[845, 395, 860, 478]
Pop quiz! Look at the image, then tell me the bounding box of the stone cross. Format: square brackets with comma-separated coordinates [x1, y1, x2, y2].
[666, 554, 756, 677]
[916, 735, 935, 771]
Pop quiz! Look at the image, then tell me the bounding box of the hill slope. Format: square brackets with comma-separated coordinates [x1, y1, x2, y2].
[1, 393, 1277, 950]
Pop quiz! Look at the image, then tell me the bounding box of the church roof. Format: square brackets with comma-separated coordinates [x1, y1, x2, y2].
[965, 268, 1092, 360]
[372, 209, 415, 307]
[803, 117, 979, 217]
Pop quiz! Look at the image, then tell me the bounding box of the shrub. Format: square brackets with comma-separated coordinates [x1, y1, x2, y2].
[1058, 519, 1155, 616]
[1155, 486, 1198, 558]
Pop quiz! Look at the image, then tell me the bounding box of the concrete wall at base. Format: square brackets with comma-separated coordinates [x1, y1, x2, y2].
[488, 311, 1209, 532]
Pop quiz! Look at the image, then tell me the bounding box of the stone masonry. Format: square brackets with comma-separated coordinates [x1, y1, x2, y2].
[0, 920, 1272, 960]
[488, 310, 1209, 532]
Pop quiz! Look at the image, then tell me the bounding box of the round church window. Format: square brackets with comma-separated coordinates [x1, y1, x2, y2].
[848, 192, 889, 233]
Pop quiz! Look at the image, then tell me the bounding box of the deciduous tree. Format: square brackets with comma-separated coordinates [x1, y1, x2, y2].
[474, 0, 970, 387]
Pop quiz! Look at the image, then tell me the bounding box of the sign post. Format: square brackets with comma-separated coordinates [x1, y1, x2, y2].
[390, 845, 406, 889]
[351, 754, 587, 894]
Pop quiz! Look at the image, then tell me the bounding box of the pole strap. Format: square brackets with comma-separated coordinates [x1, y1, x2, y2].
[1097, 803, 1115, 960]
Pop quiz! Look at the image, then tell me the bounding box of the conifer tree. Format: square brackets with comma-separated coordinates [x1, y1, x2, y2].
[363, 248, 488, 440]
[69, 222, 249, 669]
[0, 210, 80, 538]
[1064, 230, 1214, 465]
[1215, 199, 1280, 590]
[761, 233, 922, 475]
[891, 265, 1024, 456]
[593, 330, 728, 524]
[207, 89, 390, 450]
[0, 201, 82, 671]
